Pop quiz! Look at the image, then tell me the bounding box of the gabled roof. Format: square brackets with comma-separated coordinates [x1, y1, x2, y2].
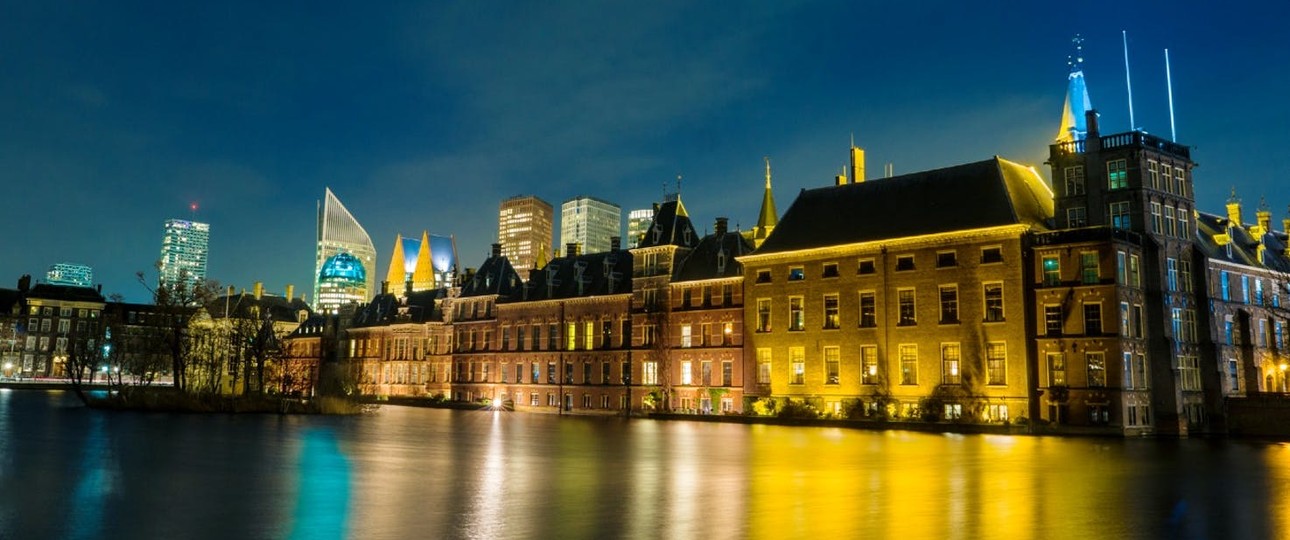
[460, 254, 524, 298]
[675, 228, 755, 282]
[0, 288, 23, 315]
[1195, 212, 1290, 273]
[205, 294, 312, 323]
[288, 313, 333, 338]
[752, 157, 1053, 255]
[636, 197, 700, 249]
[523, 250, 633, 301]
[27, 284, 106, 303]
[351, 288, 447, 327]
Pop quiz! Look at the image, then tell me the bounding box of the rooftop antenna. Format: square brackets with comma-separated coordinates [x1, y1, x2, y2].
[764, 156, 772, 189]
[1165, 48, 1177, 141]
[189, 201, 199, 220]
[1122, 31, 1136, 131]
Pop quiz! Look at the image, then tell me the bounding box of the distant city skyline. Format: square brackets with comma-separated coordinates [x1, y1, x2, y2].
[3, 3, 1288, 302]
[559, 196, 621, 255]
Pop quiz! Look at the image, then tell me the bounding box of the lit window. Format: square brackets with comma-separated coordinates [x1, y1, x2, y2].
[859, 292, 876, 328]
[941, 343, 961, 385]
[861, 346, 878, 384]
[939, 285, 958, 324]
[1042, 255, 1060, 286]
[986, 343, 1007, 385]
[1087, 352, 1106, 387]
[983, 283, 1004, 322]
[897, 289, 916, 326]
[788, 267, 805, 281]
[824, 347, 839, 385]
[823, 294, 840, 329]
[790, 347, 805, 384]
[1080, 251, 1099, 284]
[899, 344, 918, 385]
[788, 297, 804, 331]
[756, 299, 772, 332]
[1110, 201, 1131, 230]
[1048, 353, 1066, 386]
[1107, 159, 1127, 189]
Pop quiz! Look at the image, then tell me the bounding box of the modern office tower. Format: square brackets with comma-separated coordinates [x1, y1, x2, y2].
[384, 231, 458, 294]
[626, 208, 654, 249]
[46, 263, 93, 287]
[159, 219, 210, 291]
[560, 196, 621, 255]
[315, 188, 377, 312]
[498, 195, 553, 271]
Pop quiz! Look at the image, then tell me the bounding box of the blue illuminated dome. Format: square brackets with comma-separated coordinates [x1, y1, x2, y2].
[319, 252, 367, 283]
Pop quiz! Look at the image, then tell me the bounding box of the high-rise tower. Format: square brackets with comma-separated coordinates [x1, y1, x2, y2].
[159, 219, 210, 292]
[626, 208, 655, 249]
[315, 188, 376, 312]
[499, 195, 554, 271]
[560, 196, 621, 255]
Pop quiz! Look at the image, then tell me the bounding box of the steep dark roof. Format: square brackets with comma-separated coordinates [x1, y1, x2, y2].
[460, 255, 524, 298]
[206, 294, 312, 324]
[522, 250, 633, 301]
[1195, 211, 1290, 273]
[0, 289, 23, 316]
[753, 157, 1053, 254]
[288, 313, 333, 338]
[351, 288, 447, 327]
[636, 197, 700, 249]
[674, 228, 755, 282]
[27, 284, 106, 303]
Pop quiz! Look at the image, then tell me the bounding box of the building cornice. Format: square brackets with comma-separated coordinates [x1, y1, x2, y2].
[737, 224, 1033, 264]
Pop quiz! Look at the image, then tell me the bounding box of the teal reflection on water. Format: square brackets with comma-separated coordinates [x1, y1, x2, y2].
[289, 428, 351, 540]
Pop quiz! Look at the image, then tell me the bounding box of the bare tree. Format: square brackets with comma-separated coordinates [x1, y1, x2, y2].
[136, 267, 217, 393]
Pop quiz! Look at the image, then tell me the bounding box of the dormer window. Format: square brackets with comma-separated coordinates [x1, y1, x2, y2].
[716, 248, 727, 275]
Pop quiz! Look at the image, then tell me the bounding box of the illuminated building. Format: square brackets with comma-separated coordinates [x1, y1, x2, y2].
[626, 208, 654, 249]
[19, 280, 106, 377]
[46, 263, 92, 287]
[315, 188, 377, 307]
[384, 231, 457, 294]
[741, 155, 1051, 421]
[317, 252, 368, 314]
[159, 219, 210, 292]
[499, 195, 553, 271]
[560, 196, 621, 255]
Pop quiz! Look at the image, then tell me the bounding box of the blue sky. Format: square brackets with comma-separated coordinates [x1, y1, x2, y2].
[3, 1, 1287, 302]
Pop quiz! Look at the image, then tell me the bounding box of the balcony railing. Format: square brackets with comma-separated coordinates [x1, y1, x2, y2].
[1049, 131, 1191, 160]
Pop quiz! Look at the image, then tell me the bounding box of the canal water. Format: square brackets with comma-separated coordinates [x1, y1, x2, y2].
[1, 389, 1286, 539]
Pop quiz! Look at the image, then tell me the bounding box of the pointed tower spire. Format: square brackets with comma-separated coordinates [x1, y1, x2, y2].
[1056, 34, 1094, 143]
[754, 156, 778, 246]
[384, 234, 407, 294]
[412, 230, 436, 290]
[534, 242, 549, 270]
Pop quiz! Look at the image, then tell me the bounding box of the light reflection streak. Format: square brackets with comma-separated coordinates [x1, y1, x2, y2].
[288, 428, 350, 540]
[462, 412, 505, 539]
[69, 413, 115, 540]
[626, 421, 661, 539]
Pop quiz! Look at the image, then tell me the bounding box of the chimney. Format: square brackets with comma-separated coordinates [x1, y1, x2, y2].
[850, 145, 865, 183]
[1256, 204, 1271, 235]
[253, 281, 263, 300]
[381, 280, 389, 295]
[1226, 190, 1242, 228]
[17, 274, 30, 292]
[1085, 109, 1101, 151]
[835, 166, 847, 186]
[285, 284, 294, 301]
[566, 242, 580, 258]
[714, 217, 728, 236]
[610, 236, 621, 251]
[491, 243, 502, 258]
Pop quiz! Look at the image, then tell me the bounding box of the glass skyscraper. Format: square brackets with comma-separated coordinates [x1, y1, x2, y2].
[499, 195, 553, 271]
[159, 219, 210, 292]
[315, 187, 376, 313]
[560, 196, 621, 255]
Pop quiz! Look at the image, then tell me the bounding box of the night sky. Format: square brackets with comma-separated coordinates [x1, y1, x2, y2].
[3, 2, 1286, 302]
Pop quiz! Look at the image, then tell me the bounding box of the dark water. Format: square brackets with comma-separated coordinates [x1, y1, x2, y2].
[1, 389, 1286, 539]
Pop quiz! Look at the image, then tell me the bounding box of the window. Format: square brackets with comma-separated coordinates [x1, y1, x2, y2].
[643, 361, 658, 385]
[549, 325, 558, 351]
[1110, 201, 1131, 230]
[981, 246, 1003, 264]
[897, 289, 916, 326]
[1220, 271, 1231, 301]
[756, 269, 771, 283]
[756, 349, 771, 384]
[941, 343, 961, 385]
[789, 347, 805, 384]
[501, 327, 510, 350]
[722, 361, 732, 386]
[1048, 353, 1066, 386]
[1042, 255, 1060, 286]
[1164, 206, 1177, 237]
[680, 325, 692, 348]
[701, 361, 712, 385]
[1174, 166, 1185, 196]
[788, 267, 805, 281]
[581, 362, 591, 384]
[601, 362, 611, 384]
[1180, 356, 1201, 391]
[1080, 251, 1099, 284]
[1183, 309, 1198, 343]
[824, 347, 840, 384]
[858, 259, 876, 275]
[1242, 275, 1251, 304]
[681, 361, 692, 385]
[895, 255, 915, 271]
[1128, 255, 1141, 287]
[936, 251, 957, 268]
[788, 297, 804, 331]
[756, 299, 771, 332]
[1178, 206, 1190, 239]
[547, 362, 557, 384]
[585, 321, 595, 350]
[1166, 258, 1178, 292]
[722, 322, 733, 345]
[1087, 352, 1106, 387]
[939, 285, 958, 324]
[1255, 279, 1264, 306]
[1180, 260, 1192, 292]
[567, 323, 577, 351]
[1107, 158, 1127, 189]
[1224, 316, 1234, 345]
[859, 292, 876, 328]
[983, 283, 1004, 322]
[822, 263, 839, 278]
[1147, 160, 1159, 189]
[1132, 304, 1144, 338]
[861, 346, 879, 384]
[1083, 303, 1102, 334]
[986, 343, 1006, 385]
[1068, 207, 1087, 228]
[1064, 165, 1086, 196]
[1045, 305, 1063, 336]
[1116, 251, 1127, 285]
[823, 294, 840, 329]
[1150, 202, 1163, 234]
[899, 344, 918, 385]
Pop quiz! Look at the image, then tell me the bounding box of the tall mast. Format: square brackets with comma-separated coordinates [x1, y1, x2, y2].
[1165, 48, 1177, 141]
[1122, 31, 1136, 131]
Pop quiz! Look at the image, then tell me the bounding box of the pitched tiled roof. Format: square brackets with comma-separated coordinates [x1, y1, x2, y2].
[351, 288, 447, 327]
[27, 284, 106, 303]
[1195, 212, 1290, 273]
[753, 157, 1054, 254]
[636, 197, 700, 249]
[674, 228, 755, 282]
[206, 294, 312, 323]
[522, 250, 633, 301]
[460, 255, 524, 298]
